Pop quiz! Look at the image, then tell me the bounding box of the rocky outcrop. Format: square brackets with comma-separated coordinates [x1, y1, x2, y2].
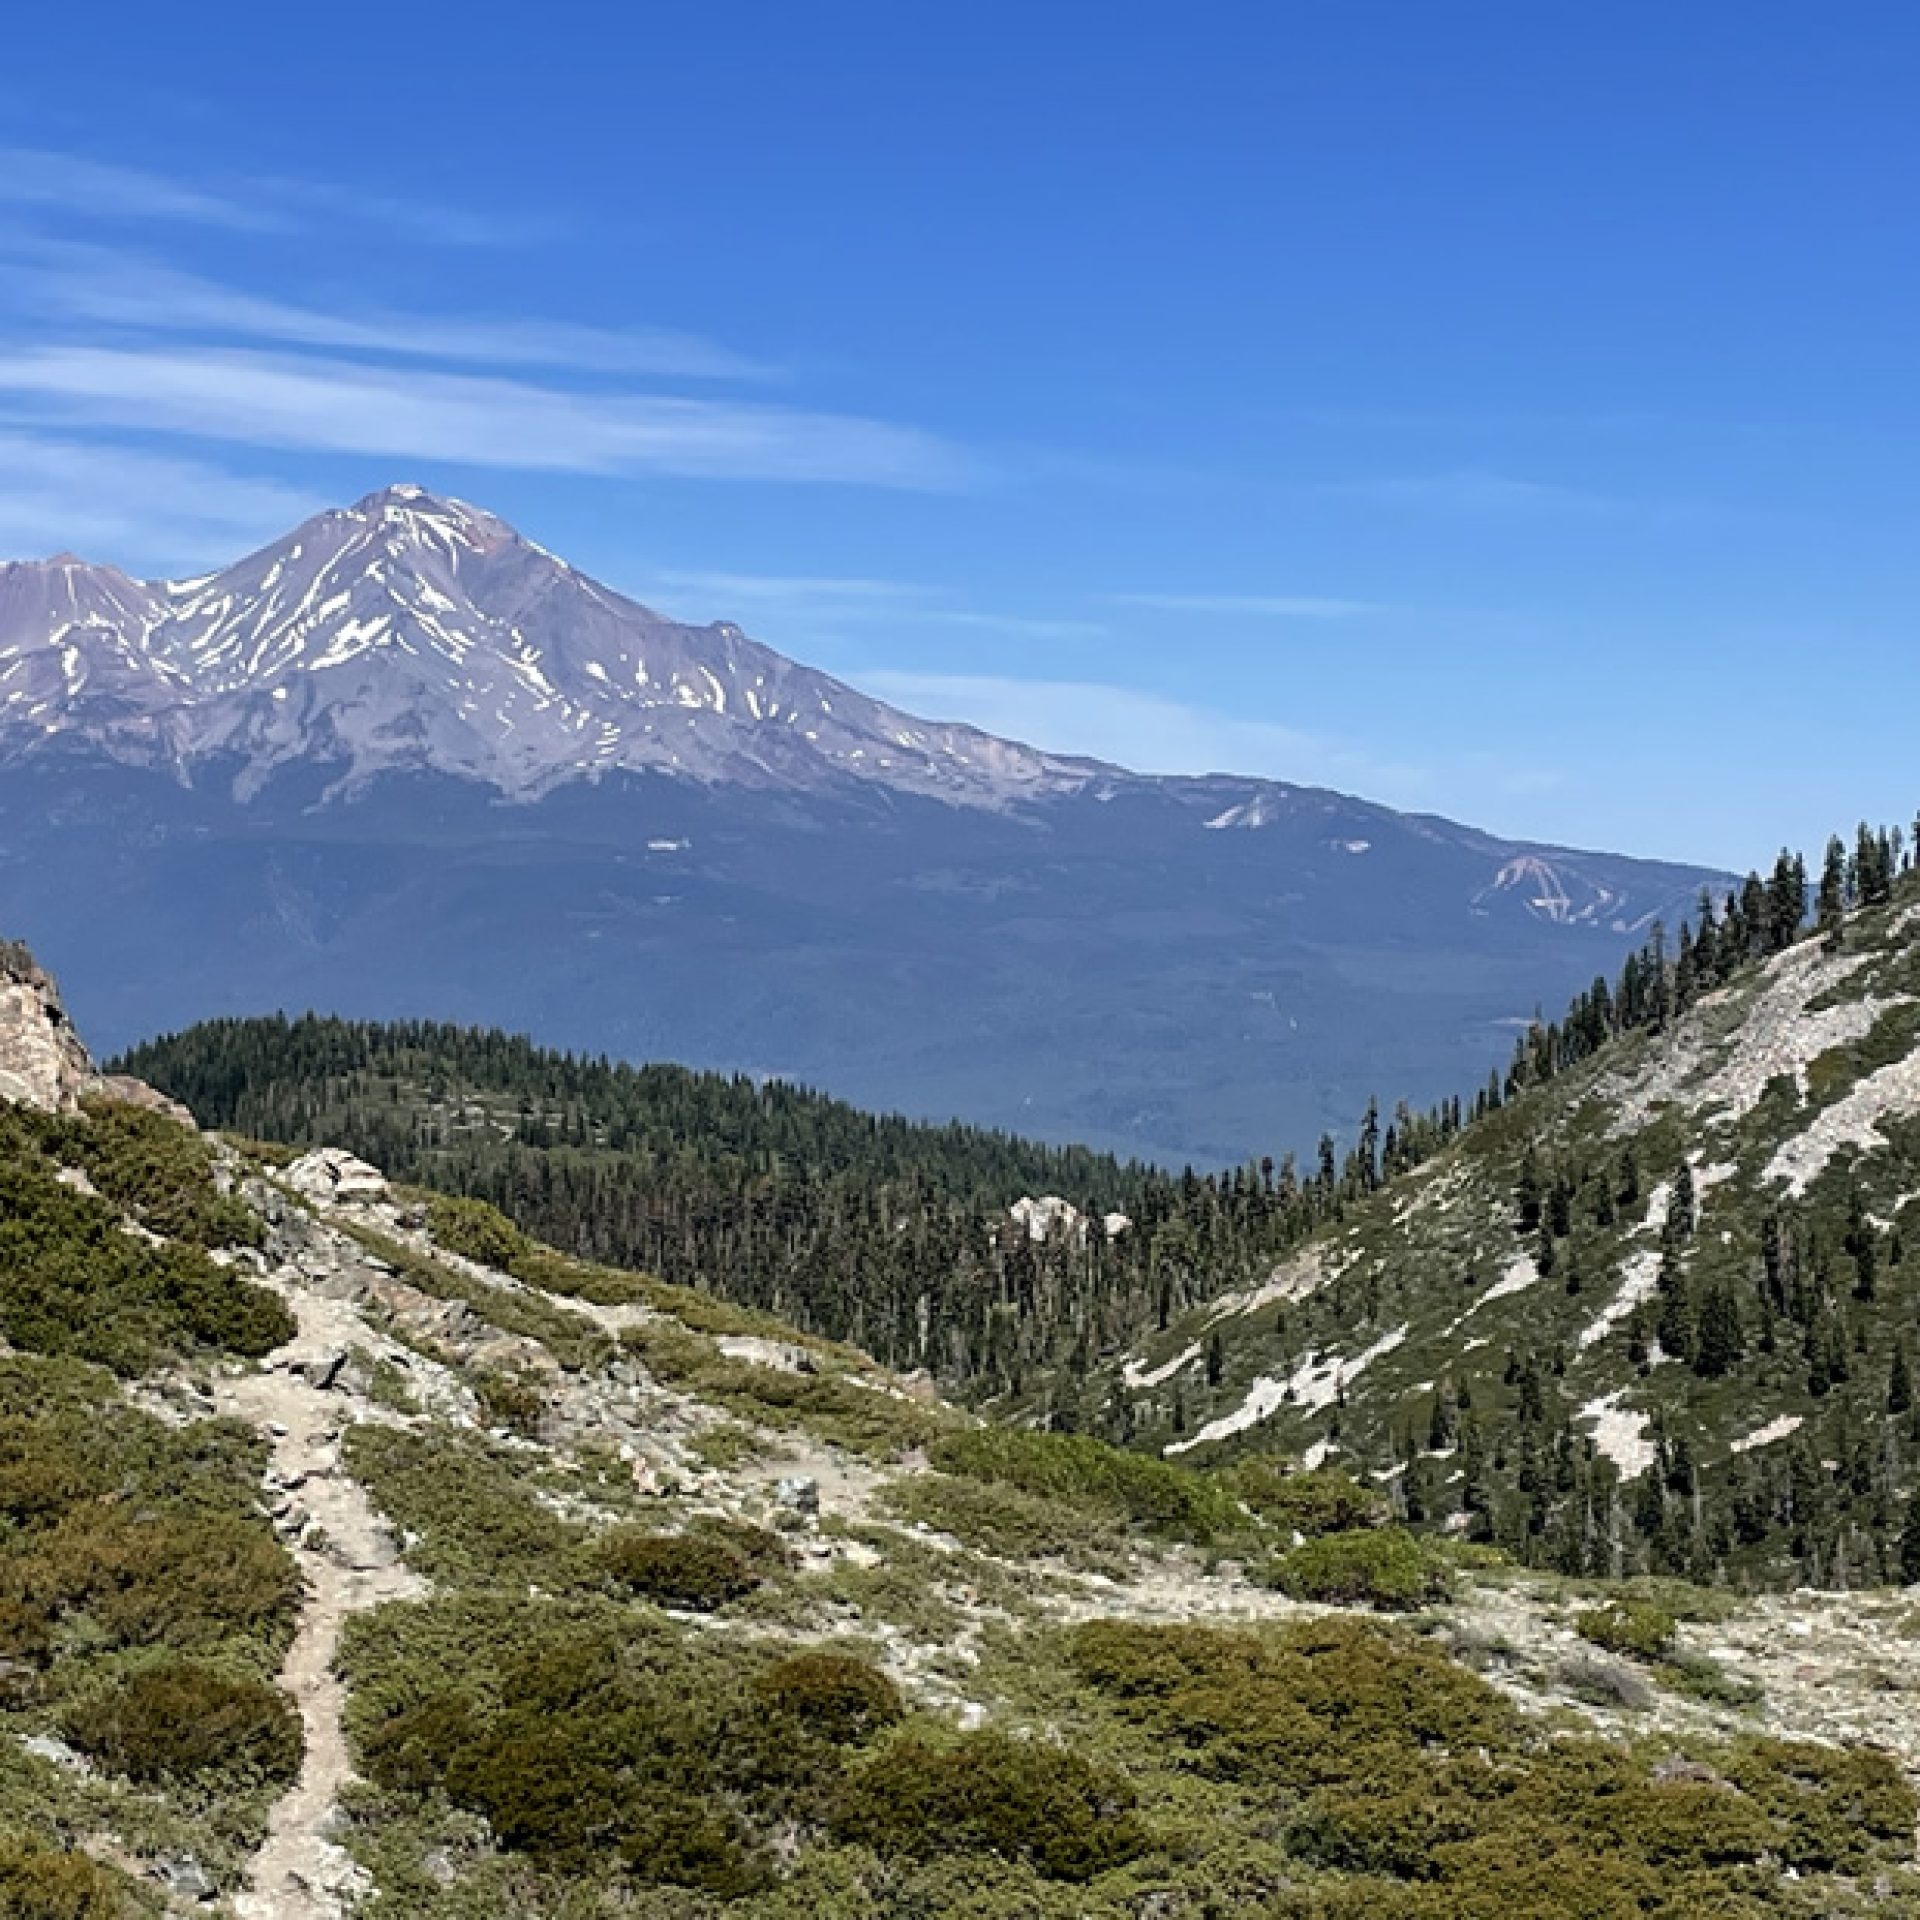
[285, 1148, 390, 1209]
[0, 939, 194, 1118]
[0, 940, 99, 1111]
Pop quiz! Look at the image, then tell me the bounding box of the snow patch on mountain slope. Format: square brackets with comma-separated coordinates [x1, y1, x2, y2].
[1577, 1389, 1655, 1477]
[1576, 1181, 1672, 1353]
[1164, 1324, 1406, 1457]
[1765, 1045, 1920, 1195]
[1609, 926, 1913, 1136]
[1123, 1343, 1202, 1390]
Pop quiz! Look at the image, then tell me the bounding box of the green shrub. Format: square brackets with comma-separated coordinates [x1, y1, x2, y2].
[0, 1147, 292, 1372]
[1066, 1613, 1920, 1910]
[830, 1730, 1145, 1881]
[0, 1837, 129, 1919]
[54, 1098, 263, 1250]
[753, 1652, 902, 1744]
[1070, 1615, 1518, 1789]
[620, 1321, 946, 1457]
[2, 1506, 299, 1659]
[1227, 1459, 1386, 1535]
[1723, 1736, 1918, 1874]
[1268, 1526, 1449, 1609]
[471, 1366, 546, 1437]
[880, 1470, 1126, 1564]
[598, 1529, 762, 1610]
[929, 1427, 1239, 1542]
[688, 1515, 791, 1576]
[346, 1426, 580, 1588]
[353, 1608, 786, 1895]
[426, 1194, 531, 1273]
[1576, 1598, 1677, 1661]
[63, 1660, 301, 1783]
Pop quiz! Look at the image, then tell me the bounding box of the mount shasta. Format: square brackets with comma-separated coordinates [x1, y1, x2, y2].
[0, 485, 1719, 1160]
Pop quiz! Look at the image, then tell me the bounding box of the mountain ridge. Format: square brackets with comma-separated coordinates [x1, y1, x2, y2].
[0, 485, 1728, 1160]
[0, 483, 1104, 809]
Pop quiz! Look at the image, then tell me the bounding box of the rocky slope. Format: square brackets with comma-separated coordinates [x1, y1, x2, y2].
[1104, 869, 1920, 1592]
[0, 486, 1722, 1161]
[4, 945, 1920, 1916]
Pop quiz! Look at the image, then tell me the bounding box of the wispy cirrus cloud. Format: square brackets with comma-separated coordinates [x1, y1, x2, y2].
[256, 175, 546, 248]
[850, 669, 1429, 799]
[0, 431, 322, 572]
[1315, 468, 1624, 518]
[640, 571, 1100, 640]
[912, 609, 1107, 640]
[12, 244, 775, 381]
[1109, 591, 1384, 618]
[0, 147, 536, 247]
[0, 344, 976, 489]
[647, 569, 927, 606]
[0, 147, 277, 231]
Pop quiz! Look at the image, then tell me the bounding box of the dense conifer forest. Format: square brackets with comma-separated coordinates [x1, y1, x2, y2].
[117, 1019, 1452, 1391]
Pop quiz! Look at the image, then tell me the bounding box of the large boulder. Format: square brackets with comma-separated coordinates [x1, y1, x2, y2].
[286, 1147, 390, 1210]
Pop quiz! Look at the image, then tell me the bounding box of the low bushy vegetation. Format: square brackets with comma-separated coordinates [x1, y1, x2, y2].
[424, 1192, 531, 1273]
[1576, 1596, 1677, 1660]
[61, 1660, 301, 1784]
[0, 1354, 301, 1880]
[879, 1469, 1128, 1565]
[1228, 1458, 1386, 1534]
[0, 1365, 299, 1675]
[751, 1652, 903, 1744]
[829, 1729, 1145, 1881]
[344, 1424, 581, 1588]
[44, 1099, 262, 1250]
[928, 1426, 1240, 1543]
[0, 1836, 131, 1919]
[0, 1108, 291, 1373]
[597, 1528, 766, 1611]
[345, 1596, 908, 1898]
[1068, 1615, 1917, 1916]
[1267, 1525, 1451, 1609]
[621, 1321, 947, 1457]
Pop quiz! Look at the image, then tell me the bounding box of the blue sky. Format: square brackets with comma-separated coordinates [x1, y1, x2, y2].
[1, 3, 1916, 868]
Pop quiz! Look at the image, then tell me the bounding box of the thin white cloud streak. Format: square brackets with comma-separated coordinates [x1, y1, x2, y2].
[17, 248, 775, 381]
[1316, 468, 1622, 518]
[0, 148, 278, 231]
[0, 148, 535, 247]
[1110, 591, 1383, 618]
[640, 573, 1097, 641]
[259, 176, 545, 248]
[1320, 468, 1754, 531]
[911, 609, 1107, 640]
[0, 432, 322, 573]
[0, 345, 976, 489]
[850, 669, 1430, 799]
[650, 569, 928, 605]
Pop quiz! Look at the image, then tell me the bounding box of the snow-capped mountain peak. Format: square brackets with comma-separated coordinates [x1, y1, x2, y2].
[0, 486, 1088, 805]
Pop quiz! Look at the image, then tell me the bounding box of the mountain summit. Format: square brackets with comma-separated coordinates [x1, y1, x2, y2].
[0, 484, 1085, 805]
[0, 488, 1726, 1159]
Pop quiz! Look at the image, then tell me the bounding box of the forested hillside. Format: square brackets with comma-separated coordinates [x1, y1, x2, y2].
[1103, 824, 1920, 1592]
[116, 1017, 1461, 1391]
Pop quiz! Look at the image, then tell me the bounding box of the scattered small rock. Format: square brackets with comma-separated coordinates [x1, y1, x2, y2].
[775, 1474, 821, 1516]
[155, 1854, 217, 1902]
